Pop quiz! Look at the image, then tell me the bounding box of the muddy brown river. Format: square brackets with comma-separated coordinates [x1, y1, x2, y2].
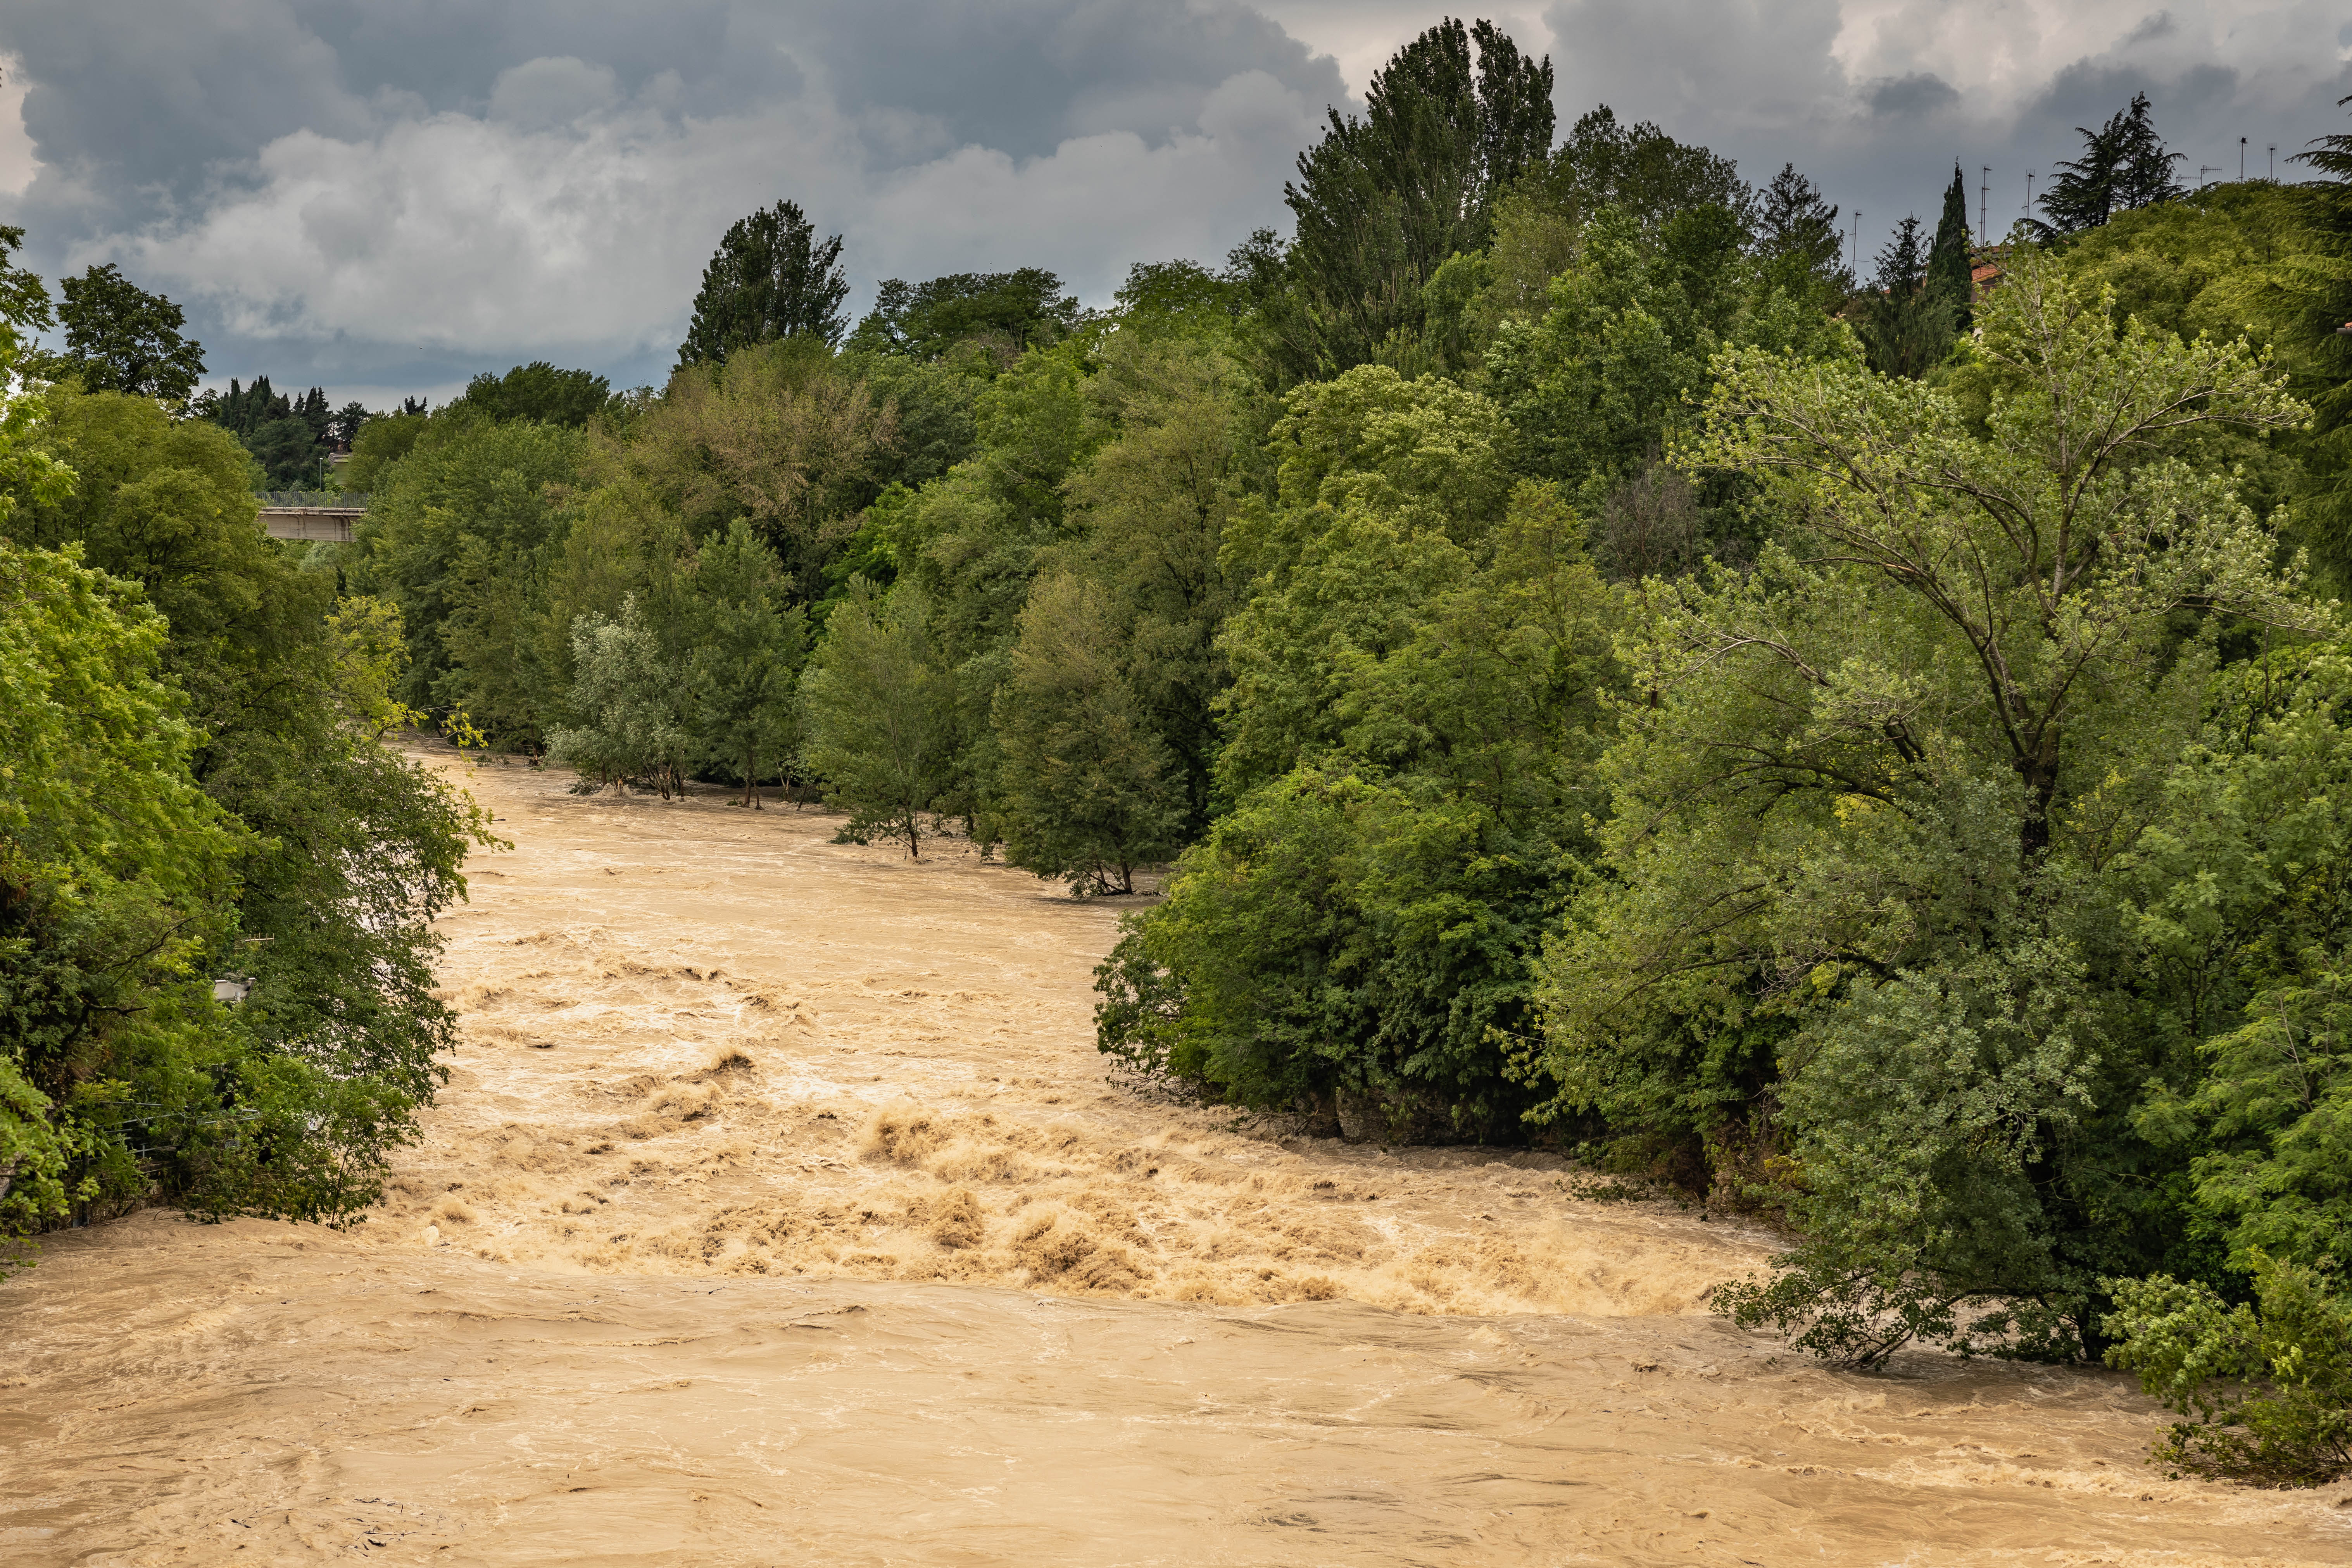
[6, 748, 2351, 1565]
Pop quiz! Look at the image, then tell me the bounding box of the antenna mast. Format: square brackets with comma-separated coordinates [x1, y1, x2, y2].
[1980, 165, 1990, 243]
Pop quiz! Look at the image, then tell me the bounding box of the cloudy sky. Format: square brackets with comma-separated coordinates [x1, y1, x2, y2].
[0, 0, 2344, 405]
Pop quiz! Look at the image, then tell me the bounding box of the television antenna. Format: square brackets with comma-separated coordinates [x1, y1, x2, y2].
[2200, 164, 2217, 188]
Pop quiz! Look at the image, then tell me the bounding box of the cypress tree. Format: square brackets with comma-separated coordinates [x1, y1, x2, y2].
[1929, 162, 1974, 332]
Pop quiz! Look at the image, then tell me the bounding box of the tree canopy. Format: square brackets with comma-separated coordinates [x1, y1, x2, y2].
[677, 199, 851, 366]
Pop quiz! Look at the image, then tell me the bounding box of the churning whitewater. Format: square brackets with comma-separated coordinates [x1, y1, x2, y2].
[4, 745, 2349, 1565]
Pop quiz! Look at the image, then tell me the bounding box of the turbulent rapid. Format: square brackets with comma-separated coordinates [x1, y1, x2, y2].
[4, 745, 2349, 1565]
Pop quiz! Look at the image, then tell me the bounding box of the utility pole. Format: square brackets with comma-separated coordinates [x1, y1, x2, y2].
[2270, 145, 2278, 181]
[2025, 171, 2034, 218]
[2240, 137, 2248, 180]
[1980, 166, 1990, 244]
[1852, 211, 1862, 278]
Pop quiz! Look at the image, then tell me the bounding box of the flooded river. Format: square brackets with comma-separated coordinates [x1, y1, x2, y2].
[6, 749, 2349, 1564]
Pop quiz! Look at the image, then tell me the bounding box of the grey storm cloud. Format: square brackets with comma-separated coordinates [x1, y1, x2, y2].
[0, 0, 2344, 402]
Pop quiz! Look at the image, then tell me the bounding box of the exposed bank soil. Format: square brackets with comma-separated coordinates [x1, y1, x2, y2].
[5, 746, 2351, 1565]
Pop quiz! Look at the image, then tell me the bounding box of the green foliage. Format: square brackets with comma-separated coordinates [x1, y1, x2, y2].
[37, 263, 206, 406]
[1756, 163, 1850, 307]
[801, 581, 958, 856]
[1058, 337, 1247, 828]
[0, 224, 54, 335]
[342, 411, 428, 492]
[198, 376, 335, 486]
[1930, 164, 1975, 332]
[1549, 249, 2315, 1359]
[992, 572, 1185, 894]
[1104, 386, 1617, 1125]
[1111, 259, 1251, 344]
[347, 410, 589, 734]
[846, 269, 1085, 365]
[1482, 202, 1851, 528]
[547, 595, 691, 796]
[2034, 92, 2186, 238]
[616, 340, 896, 597]
[1856, 214, 1956, 379]
[685, 521, 806, 806]
[0, 535, 242, 1258]
[677, 199, 851, 366]
[450, 362, 616, 428]
[1276, 18, 1553, 379]
[0, 331, 492, 1259]
[2106, 1256, 2352, 1485]
[1473, 105, 1753, 340]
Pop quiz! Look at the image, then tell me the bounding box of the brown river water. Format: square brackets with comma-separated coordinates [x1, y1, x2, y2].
[6, 745, 2352, 1565]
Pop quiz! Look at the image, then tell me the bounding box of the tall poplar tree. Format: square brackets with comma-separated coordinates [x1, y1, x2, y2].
[676, 200, 851, 368]
[1277, 18, 1554, 378]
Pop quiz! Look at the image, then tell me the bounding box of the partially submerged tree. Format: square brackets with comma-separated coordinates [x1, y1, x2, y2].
[992, 571, 1185, 894]
[685, 521, 805, 807]
[547, 595, 691, 797]
[799, 581, 957, 856]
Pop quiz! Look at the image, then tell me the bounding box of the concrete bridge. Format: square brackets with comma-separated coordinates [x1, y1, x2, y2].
[257, 490, 368, 543]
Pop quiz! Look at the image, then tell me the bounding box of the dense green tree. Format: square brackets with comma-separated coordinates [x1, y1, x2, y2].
[1855, 214, 1955, 378]
[1277, 18, 1553, 378]
[1, 534, 243, 1258]
[992, 572, 1185, 894]
[6, 373, 492, 1249]
[677, 199, 851, 367]
[452, 361, 614, 427]
[1098, 478, 1616, 1128]
[1112, 259, 1250, 343]
[1214, 363, 1516, 795]
[1929, 162, 1975, 332]
[0, 225, 53, 336]
[199, 376, 337, 488]
[342, 411, 428, 492]
[1473, 106, 1756, 340]
[1540, 250, 2309, 1362]
[801, 581, 958, 856]
[845, 269, 1086, 365]
[1058, 337, 1247, 828]
[1482, 201, 1850, 533]
[547, 594, 691, 796]
[1756, 163, 1851, 304]
[685, 521, 806, 806]
[2107, 1254, 2352, 1485]
[2280, 98, 2352, 579]
[2034, 91, 2186, 238]
[347, 410, 588, 730]
[39, 264, 206, 405]
[614, 339, 897, 598]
